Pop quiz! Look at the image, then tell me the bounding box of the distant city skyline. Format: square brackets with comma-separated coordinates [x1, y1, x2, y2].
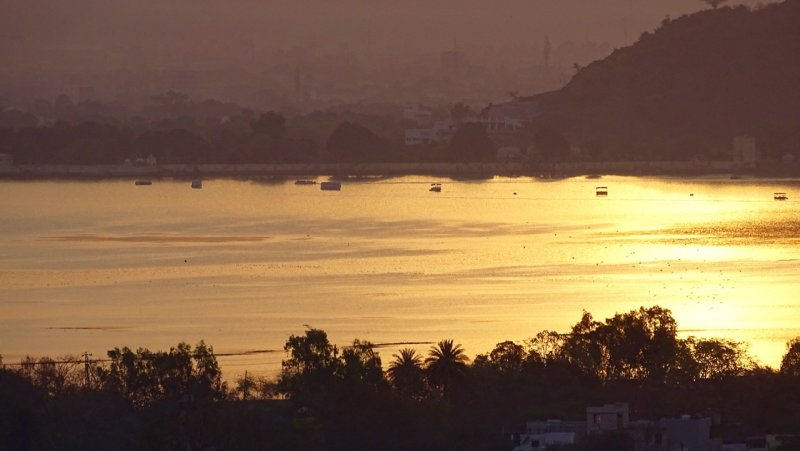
[0, 0, 776, 108]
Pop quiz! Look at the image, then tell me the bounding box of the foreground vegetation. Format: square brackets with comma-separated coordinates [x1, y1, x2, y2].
[2, 306, 800, 450]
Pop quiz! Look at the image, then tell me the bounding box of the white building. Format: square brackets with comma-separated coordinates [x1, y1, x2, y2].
[513, 432, 576, 451]
[404, 120, 458, 145]
[586, 402, 629, 433]
[658, 415, 722, 451]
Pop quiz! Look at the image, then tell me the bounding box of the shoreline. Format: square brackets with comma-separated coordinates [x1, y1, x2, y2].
[0, 161, 797, 180]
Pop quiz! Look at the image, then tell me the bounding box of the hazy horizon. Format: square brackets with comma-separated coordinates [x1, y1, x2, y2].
[0, 0, 772, 108]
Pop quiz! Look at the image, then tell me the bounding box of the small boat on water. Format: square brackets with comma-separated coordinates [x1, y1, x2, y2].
[134, 180, 152, 186]
[191, 179, 202, 189]
[320, 181, 342, 191]
[774, 192, 788, 201]
[429, 183, 442, 193]
[596, 186, 608, 196]
[295, 180, 317, 185]
[585, 174, 602, 179]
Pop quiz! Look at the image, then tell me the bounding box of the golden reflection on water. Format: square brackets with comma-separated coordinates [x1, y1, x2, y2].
[1, 176, 799, 377]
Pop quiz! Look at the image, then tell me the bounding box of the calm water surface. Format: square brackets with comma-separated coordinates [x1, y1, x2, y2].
[1, 176, 799, 377]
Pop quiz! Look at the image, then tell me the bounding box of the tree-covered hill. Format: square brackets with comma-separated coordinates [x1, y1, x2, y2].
[535, 0, 800, 160]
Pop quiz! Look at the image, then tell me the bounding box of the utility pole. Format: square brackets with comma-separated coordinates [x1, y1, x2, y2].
[82, 352, 92, 388]
[243, 370, 249, 400]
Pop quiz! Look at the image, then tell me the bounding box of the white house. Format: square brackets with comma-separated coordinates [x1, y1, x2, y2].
[513, 432, 576, 451]
[658, 415, 722, 451]
[404, 120, 458, 145]
[586, 402, 629, 433]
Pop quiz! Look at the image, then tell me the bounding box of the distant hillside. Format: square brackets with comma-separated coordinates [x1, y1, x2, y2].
[535, 0, 800, 160]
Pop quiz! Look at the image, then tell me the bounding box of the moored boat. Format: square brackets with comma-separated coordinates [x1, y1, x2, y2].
[320, 181, 342, 191]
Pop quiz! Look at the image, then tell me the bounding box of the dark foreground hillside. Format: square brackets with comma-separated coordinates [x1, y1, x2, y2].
[535, 0, 800, 160]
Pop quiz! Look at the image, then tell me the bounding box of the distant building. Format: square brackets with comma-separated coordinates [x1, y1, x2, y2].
[721, 444, 746, 451]
[145, 154, 157, 166]
[479, 97, 541, 125]
[658, 415, 722, 451]
[525, 419, 587, 437]
[405, 128, 436, 145]
[512, 431, 577, 451]
[766, 434, 800, 449]
[732, 135, 758, 167]
[514, 419, 586, 451]
[586, 402, 629, 433]
[403, 103, 434, 125]
[405, 120, 457, 145]
[477, 96, 541, 146]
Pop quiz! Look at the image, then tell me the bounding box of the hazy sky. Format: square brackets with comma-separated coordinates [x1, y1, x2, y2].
[2, 0, 767, 63]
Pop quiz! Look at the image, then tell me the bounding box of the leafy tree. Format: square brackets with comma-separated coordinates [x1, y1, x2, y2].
[17, 356, 81, 396]
[278, 328, 339, 399]
[526, 330, 567, 364]
[325, 120, 386, 163]
[97, 341, 226, 407]
[134, 128, 211, 163]
[337, 339, 384, 392]
[484, 340, 526, 373]
[425, 339, 469, 395]
[780, 337, 800, 376]
[0, 109, 37, 129]
[448, 122, 494, 162]
[450, 102, 473, 122]
[562, 311, 605, 379]
[387, 348, 425, 397]
[531, 127, 570, 162]
[250, 111, 286, 141]
[686, 337, 753, 379]
[562, 306, 680, 382]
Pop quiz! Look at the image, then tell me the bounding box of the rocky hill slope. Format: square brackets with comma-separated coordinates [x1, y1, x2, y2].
[536, 0, 800, 160]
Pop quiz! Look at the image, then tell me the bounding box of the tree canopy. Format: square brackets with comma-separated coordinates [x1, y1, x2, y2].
[448, 122, 494, 162]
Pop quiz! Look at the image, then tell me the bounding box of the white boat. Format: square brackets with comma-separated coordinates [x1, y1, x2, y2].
[320, 181, 342, 191]
[191, 179, 202, 189]
[429, 183, 442, 192]
[596, 186, 608, 196]
[774, 192, 788, 201]
[294, 180, 317, 185]
[134, 180, 152, 186]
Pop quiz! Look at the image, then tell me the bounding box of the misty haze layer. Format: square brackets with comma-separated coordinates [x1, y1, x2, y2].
[0, 0, 767, 108]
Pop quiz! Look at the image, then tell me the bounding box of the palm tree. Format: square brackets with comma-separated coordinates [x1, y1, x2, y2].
[387, 348, 424, 396]
[424, 339, 469, 395]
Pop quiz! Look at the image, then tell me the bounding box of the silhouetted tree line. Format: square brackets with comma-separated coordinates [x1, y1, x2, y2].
[0, 92, 582, 167]
[2, 306, 800, 450]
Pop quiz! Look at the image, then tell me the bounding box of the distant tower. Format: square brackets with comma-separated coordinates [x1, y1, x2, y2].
[543, 35, 552, 68]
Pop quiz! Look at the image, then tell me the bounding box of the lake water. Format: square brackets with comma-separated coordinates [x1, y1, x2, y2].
[1, 175, 799, 378]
